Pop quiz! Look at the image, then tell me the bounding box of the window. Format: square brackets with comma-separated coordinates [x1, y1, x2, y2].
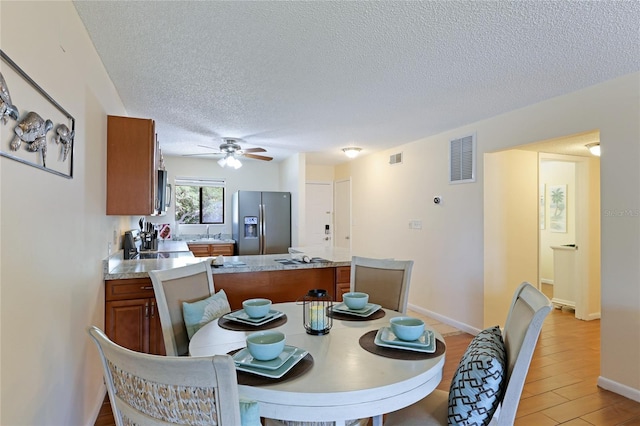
[174, 177, 225, 224]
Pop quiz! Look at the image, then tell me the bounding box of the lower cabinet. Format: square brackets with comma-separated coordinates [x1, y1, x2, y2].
[105, 265, 349, 355]
[213, 268, 337, 310]
[105, 278, 166, 355]
[188, 243, 234, 257]
[335, 266, 351, 301]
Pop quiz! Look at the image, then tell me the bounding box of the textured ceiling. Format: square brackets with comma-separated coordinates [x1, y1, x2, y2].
[73, 1, 639, 165]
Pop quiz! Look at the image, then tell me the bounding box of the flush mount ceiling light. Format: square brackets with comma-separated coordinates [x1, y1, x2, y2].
[342, 147, 362, 158]
[586, 143, 601, 156]
[217, 154, 242, 169]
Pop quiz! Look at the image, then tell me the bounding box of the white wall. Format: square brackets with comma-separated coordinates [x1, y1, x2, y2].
[341, 72, 640, 398]
[1, 2, 128, 424]
[484, 150, 539, 328]
[280, 153, 305, 247]
[306, 164, 335, 181]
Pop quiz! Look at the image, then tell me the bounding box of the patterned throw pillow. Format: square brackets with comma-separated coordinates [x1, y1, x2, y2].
[448, 326, 507, 426]
[182, 290, 231, 339]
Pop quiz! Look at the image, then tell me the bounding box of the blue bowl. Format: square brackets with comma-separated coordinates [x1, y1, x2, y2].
[390, 317, 425, 341]
[246, 331, 286, 361]
[343, 292, 369, 310]
[242, 298, 272, 318]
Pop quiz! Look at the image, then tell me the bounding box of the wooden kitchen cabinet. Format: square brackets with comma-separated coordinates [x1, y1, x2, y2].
[104, 278, 165, 355]
[214, 268, 337, 309]
[105, 265, 342, 355]
[107, 115, 158, 215]
[335, 266, 351, 301]
[188, 243, 235, 257]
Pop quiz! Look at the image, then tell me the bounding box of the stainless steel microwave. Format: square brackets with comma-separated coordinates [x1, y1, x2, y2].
[156, 170, 171, 215]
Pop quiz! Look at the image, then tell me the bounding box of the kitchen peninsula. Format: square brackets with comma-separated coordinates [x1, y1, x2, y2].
[103, 246, 352, 355]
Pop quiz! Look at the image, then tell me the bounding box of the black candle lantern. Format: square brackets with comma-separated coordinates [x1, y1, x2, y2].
[302, 289, 333, 335]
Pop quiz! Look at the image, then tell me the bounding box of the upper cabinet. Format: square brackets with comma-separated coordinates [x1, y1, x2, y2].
[107, 115, 158, 215]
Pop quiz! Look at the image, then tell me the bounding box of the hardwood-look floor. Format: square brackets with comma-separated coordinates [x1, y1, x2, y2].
[94, 309, 640, 425]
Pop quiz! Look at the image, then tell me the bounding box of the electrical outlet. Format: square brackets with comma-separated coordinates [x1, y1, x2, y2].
[112, 229, 118, 245]
[108, 242, 112, 255]
[409, 220, 422, 230]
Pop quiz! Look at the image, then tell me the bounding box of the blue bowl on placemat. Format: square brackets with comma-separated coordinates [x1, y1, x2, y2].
[343, 292, 369, 310]
[243, 298, 272, 318]
[246, 331, 286, 361]
[390, 317, 425, 341]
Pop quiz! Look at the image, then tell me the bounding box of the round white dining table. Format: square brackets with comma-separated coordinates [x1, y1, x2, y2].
[189, 302, 445, 425]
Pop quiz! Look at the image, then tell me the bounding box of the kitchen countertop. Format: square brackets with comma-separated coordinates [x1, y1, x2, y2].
[104, 246, 352, 280]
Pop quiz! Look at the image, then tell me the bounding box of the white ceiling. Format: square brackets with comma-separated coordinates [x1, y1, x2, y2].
[73, 1, 639, 165]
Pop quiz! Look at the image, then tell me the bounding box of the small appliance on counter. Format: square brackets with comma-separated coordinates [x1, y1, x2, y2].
[123, 230, 142, 259]
[123, 229, 191, 260]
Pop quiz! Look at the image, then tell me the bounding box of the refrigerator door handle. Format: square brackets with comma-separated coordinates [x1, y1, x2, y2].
[259, 203, 265, 254]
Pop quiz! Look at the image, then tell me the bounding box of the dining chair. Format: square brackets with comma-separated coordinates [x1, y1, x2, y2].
[149, 261, 215, 356]
[350, 256, 414, 314]
[87, 325, 247, 426]
[383, 281, 552, 426]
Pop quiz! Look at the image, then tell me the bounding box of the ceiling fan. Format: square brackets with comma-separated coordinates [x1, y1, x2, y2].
[185, 138, 273, 169]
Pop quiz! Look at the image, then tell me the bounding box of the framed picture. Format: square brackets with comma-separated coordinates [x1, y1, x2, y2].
[0, 50, 75, 178]
[549, 184, 567, 233]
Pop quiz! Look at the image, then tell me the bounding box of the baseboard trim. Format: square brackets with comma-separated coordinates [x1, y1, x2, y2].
[87, 385, 107, 426]
[407, 303, 481, 336]
[598, 376, 640, 403]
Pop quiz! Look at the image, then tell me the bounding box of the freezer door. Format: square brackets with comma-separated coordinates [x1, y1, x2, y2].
[234, 191, 262, 255]
[261, 192, 291, 254]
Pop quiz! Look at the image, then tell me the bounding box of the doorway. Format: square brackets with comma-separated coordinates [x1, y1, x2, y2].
[483, 130, 601, 327]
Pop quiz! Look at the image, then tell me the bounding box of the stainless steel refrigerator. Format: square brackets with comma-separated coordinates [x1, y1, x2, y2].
[232, 191, 291, 255]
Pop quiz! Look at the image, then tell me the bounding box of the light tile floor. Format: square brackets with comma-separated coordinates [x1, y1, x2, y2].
[407, 309, 464, 337]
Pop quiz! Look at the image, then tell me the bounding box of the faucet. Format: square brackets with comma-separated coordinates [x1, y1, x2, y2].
[206, 225, 210, 238]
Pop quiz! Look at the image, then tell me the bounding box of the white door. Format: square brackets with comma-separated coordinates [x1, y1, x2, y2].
[334, 179, 351, 249]
[305, 182, 333, 247]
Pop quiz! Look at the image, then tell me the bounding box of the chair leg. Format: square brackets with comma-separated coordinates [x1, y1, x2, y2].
[372, 414, 383, 426]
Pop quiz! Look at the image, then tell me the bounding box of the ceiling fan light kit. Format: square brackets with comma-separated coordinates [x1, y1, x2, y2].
[185, 138, 273, 167]
[217, 154, 242, 169]
[342, 147, 362, 158]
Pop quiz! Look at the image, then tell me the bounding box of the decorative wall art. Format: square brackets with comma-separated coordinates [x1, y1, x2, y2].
[0, 50, 75, 178]
[549, 184, 567, 233]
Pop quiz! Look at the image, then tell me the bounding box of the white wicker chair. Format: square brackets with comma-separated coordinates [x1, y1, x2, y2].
[88, 325, 243, 426]
[350, 256, 414, 314]
[384, 282, 552, 425]
[149, 261, 215, 356]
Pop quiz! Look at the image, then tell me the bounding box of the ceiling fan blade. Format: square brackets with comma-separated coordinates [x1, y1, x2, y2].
[243, 147, 267, 153]
[182, 152, 222, 157]
[197, 144, 217, 150]
[243, 153, 273, 161]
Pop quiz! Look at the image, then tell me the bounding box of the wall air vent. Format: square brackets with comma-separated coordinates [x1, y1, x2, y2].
[389, 152, 403, 165]
[449, 133, 476, 184]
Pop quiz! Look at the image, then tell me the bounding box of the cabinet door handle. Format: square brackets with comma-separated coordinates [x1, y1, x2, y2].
[150, 301, 156, 318]
[141, 286, 153, 290]
[145, 302, 149, 318]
